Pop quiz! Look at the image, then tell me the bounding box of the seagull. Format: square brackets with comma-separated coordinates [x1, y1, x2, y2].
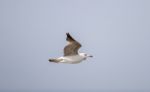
[49, 33, 93, 64]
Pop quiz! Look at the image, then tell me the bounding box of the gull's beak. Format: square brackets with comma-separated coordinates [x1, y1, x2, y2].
[87, 55, 93, 58]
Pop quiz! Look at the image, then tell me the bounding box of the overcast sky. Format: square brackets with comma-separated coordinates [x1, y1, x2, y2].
[0, 0, 150, 91]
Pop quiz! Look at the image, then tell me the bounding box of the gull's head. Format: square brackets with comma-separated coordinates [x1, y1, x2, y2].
[79, 53, 93, 59]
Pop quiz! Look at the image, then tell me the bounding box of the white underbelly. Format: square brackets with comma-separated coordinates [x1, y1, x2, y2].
[60, 55, 84, 64]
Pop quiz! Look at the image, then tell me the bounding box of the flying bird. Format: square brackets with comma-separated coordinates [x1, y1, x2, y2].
[49, 33, 93, 64]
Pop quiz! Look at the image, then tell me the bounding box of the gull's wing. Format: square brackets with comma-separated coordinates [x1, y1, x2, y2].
[64, 33, 81, 56]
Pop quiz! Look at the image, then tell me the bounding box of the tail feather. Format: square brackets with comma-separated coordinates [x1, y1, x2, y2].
[48, 58, 62, 63]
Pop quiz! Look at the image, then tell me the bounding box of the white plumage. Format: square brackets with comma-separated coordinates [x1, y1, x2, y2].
[48, 33, 93, 64]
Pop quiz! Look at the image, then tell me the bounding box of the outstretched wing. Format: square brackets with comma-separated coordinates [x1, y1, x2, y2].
[64, 33, 81, 56]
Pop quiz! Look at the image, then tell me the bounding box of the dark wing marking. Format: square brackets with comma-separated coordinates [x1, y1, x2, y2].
[64, 33, 81, 56]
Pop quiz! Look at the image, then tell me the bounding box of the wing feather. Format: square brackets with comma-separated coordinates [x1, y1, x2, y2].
[64, 33, 81, 56]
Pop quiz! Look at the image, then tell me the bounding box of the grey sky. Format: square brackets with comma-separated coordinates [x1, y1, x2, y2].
[0, 0, 150, 91]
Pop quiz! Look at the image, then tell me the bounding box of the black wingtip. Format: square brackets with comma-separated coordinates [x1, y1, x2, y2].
[66, 32, 70, 36]
[66, 32, 75, 41]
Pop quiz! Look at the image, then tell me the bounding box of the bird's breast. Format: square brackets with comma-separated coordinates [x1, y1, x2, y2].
[63, 55, 84, 63]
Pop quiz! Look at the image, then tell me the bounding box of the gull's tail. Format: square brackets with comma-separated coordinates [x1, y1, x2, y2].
[48, 58, 62, 63]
